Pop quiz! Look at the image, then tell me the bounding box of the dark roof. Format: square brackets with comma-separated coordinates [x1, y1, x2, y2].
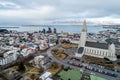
[105, 38, 118, 44]
[78, 47, 84, 54]
[85, 41, 108, 49]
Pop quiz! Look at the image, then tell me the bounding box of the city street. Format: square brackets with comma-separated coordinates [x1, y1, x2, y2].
[45, 44, 120, 80]
[1, 43, 120, 80]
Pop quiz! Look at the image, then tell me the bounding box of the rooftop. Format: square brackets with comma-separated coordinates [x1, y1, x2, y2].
[40, 71, 52, 79]
[85, 41, 108, 49]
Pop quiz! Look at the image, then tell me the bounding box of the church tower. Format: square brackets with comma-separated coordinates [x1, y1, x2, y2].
[109, 43, 116, 54]
[75, 20, 117, 61]
[108, 43, 117, 61]
[78, 20, 87, 47]
[75, 20, 87, 57]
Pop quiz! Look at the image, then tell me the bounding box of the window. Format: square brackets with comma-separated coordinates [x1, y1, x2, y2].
[102, 51, 106, 56]
[97, 50, 99, 55]
[99, 51, 101, 55]
[90, 49, 91, 53]
[84, 48, 86, 53]
[92, 50, 94, 53]
[94, 50, 96, 54]
[106, 52, 109, 56]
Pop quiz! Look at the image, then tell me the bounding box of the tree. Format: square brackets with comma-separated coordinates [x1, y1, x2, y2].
[104, 57, 110, 61]
[30, 74, 36, 80]
[68, 78, 71, 80]
[117, 62, 120, 65]
[117, 55, 120, 59]
[17, 62, 26, 72]
[51, 62, 59, 69]
[0, 65, 2, 72]
[56, 40, 59, 44]
[38, 68, 44, 74]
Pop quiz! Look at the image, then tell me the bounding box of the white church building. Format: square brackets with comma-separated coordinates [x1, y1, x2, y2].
[75, 21, 117, 61]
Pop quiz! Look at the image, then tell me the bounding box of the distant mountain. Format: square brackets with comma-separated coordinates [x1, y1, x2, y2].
[50, 17, 120, 25]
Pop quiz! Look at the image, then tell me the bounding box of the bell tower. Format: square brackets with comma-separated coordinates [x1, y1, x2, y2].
[78, 20, 87, 47]
[75, 20, 87, 57]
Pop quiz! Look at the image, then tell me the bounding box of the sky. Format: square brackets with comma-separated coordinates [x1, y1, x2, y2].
[0, 0, 120, 25]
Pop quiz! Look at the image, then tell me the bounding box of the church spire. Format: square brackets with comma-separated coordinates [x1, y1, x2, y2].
[82, 20, 87, 32]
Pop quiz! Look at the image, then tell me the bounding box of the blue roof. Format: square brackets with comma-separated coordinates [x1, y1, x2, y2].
[43, 62, 51, 66]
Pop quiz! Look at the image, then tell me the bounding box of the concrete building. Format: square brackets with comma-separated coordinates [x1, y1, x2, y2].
[0, 53, 18, 65]
[34, 55, 51, 69]
[75, 20, 117, 61]
[39, 71, 52, 80]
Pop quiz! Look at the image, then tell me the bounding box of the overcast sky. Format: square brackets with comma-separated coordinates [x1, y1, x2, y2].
[0, 0, 120, 25]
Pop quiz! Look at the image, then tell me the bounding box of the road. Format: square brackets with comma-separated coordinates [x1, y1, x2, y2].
[1, 43, 120, 80]
[45, 44, 120, 80]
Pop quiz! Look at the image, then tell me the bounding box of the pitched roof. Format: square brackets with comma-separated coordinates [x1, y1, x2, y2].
[85, 41, 108, 49]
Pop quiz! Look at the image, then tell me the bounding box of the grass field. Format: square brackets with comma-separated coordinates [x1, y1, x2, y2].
[83, 55, 114, 69]
[48, 65, 62, 76]
[51, 49, 67, 60]
[62, 43, 78, 49]
[58, 69, 82, 80]
[90, 75, 106, 80]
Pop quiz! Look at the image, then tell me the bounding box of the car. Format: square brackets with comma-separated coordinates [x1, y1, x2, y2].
[90, 72, 95, 75]
[78, 64, 83, 67]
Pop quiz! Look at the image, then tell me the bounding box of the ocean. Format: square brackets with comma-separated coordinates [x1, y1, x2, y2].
[0, 25, 114, 33]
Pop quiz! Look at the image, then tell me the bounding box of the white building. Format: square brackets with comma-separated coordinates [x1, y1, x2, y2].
[4, 50, 19, 58]
[21, 48, 34, 57]
[39, 71, 52, 80]
[39, 40, 48, 50]
[34, 55, 51, 69]
[0, 52, 18, 65]
[75, 20, 117, 61]
[34, 55, 45, 66]
[48, 35, 57, 47]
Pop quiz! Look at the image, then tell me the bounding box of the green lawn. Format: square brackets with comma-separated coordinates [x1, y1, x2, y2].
[90, 75, 106, 80]
[58, 69, 82, 80]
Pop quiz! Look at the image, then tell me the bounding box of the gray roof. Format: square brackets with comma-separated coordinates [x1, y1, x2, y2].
[78, 47, 84, 54]
[85, 41, 108, 49]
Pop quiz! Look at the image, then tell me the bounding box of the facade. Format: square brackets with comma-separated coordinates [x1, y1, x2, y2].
[48, 35, 57, 47]
[0, 53, 18, 65]
[39, 71, 52, 80]
[34, 55, 51, 69]
[75, 21, 117, 61]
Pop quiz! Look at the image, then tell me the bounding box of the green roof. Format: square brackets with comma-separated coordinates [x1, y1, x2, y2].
[90, 75, 106, 80]
[58, 69, 82, 80]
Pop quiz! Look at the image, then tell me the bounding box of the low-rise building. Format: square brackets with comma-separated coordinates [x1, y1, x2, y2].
[39, 71, 52, 80]
[34, 55, 51, 69]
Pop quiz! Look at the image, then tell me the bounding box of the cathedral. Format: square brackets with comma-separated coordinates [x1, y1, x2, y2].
[75, 21, 117, 61]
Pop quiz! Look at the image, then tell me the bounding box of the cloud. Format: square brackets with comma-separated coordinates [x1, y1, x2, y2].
[0, 0, 120, 25]
[0, 1, 21, 9]
[0, 5, 55, 25]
